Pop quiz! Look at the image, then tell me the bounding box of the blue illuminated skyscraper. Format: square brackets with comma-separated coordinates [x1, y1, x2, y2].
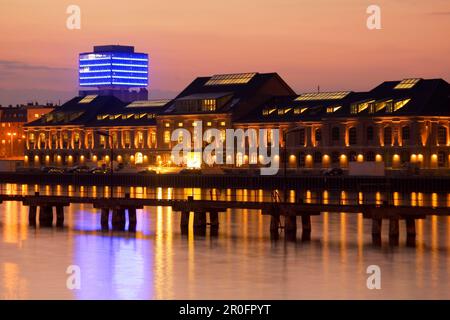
[78, 45, 149, 102]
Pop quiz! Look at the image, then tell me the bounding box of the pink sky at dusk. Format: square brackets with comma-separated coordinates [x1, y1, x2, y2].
[0, 0, 449, 105]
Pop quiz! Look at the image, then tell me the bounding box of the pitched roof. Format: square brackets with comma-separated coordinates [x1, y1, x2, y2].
[25, 95, 126, 127]
[237, 78, 450, 123]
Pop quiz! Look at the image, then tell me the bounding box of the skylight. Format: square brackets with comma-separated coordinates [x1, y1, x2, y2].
[204, 73, 256, 86]
[78, 95, 98, 104]
[295, 91, 351, 101]
[126, 99, 171, 108]
[394, 78, 420, 89]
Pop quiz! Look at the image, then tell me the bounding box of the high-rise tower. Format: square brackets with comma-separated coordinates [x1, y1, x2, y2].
[78, 45, 149, 102]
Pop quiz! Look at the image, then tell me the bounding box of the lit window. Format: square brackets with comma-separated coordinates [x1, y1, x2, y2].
[164, 131, 171, 143]
[204, 73, 256, 86]
[220, 121, 226, 126]
[78, 95, 98, 103]
[394, 78, 420, 90]
[293, 107, 307, 114]
[137, 131, 144, 144]
[178, 122, 183, 127]
[165, 122, 170, 127]
[371, 100, 392, 113]
[437, 126, 448, 145]
[263, 108, 277, 116]
[202, 99, 216, 111]
[206, 122, 212, 126]
[295, 91, 350, 101]
[326, 106, 341, 113]
[393, 99, 411, 112]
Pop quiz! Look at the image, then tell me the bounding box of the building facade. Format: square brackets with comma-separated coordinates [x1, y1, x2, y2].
[0, 103, 55, 158]
[24, 74, 450, 172]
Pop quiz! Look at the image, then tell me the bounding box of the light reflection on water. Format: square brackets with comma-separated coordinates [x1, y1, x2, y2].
[0, 185, 449, 299]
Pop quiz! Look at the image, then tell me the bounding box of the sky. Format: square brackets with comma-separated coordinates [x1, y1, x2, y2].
[0, 0, 449, 106]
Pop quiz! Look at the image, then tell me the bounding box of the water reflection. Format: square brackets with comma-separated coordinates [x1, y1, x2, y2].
[0, 186, 449, 299]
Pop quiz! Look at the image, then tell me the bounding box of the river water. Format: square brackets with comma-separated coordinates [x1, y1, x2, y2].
[0, 184, 449, 299]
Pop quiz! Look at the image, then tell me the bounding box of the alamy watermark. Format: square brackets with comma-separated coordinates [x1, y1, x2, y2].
[366, 265, 381, 289]
[66, 265, 81, 290]
[66, 5, 81, 30]
[366, 5, 382, 30]
[170, 122, 280, 175]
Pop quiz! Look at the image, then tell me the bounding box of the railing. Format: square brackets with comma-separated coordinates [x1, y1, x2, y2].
[0, 184, 449, 208]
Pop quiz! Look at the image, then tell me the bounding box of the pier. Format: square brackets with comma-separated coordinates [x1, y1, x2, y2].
[0, 188, 448, 246]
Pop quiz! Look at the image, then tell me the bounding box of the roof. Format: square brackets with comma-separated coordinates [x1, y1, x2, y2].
[176, 92, 232, 100]
[163, 72, 296, 117]
[237, 78, 450, 123]
[25, 95, 126, 127]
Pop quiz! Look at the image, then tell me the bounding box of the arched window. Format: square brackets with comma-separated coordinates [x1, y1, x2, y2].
[401, 126, 410, 141]
[315, 129, 322, 142]
[331, 151, 340, 163]
[297, 152, 306, 167]
[313, 151, 322, 164]
[366, 126, 374, 141]
[366, 151, 375, 162]
[349, 127, 357, 145]
[384, 127, 392, 146]
[438, 126, 448, 145]
[135, 152, 143, 164]
[331, 127, 340, 142]
[438, 151, 446, 167]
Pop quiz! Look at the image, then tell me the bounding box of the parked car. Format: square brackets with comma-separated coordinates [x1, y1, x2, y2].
[90, 167, 109, 174]
[41, 166, 58, 173]
[48, 168, 65, 174]
[138, 168, 157, 174]
[323, 168, 344, 176]
[66, 165, 90, 173]
[179, 168, 202, 175]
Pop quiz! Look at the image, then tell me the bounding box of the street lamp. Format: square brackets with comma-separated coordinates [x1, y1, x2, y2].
[95, 130, 113, 198]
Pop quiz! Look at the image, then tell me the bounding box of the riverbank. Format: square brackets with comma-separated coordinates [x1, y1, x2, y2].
[1, 171, 449, 192]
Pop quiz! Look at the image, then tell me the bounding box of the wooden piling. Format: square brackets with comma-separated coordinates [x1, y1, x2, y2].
[28, 205, 37, 226]
[209, 211, 219, 227]
[101, 208, 110, 230]
[180, 211, 190, 235]
[301, 215, 311, 241]
[371, 218, 382, 245]
[406, 218, 416, 247]
[389, 217, 400, 246]
[193, 211, 207, 236]
[128, 208, 137, 232]
[193, 211, 207, 228]
[270, 214, 280, 234]
[112, 209, 126, 231]
[55, 206, 64, 227]
[39, 205, 53, 227]
[285, 215, 297, 240]
[371, 218, 382, 236]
